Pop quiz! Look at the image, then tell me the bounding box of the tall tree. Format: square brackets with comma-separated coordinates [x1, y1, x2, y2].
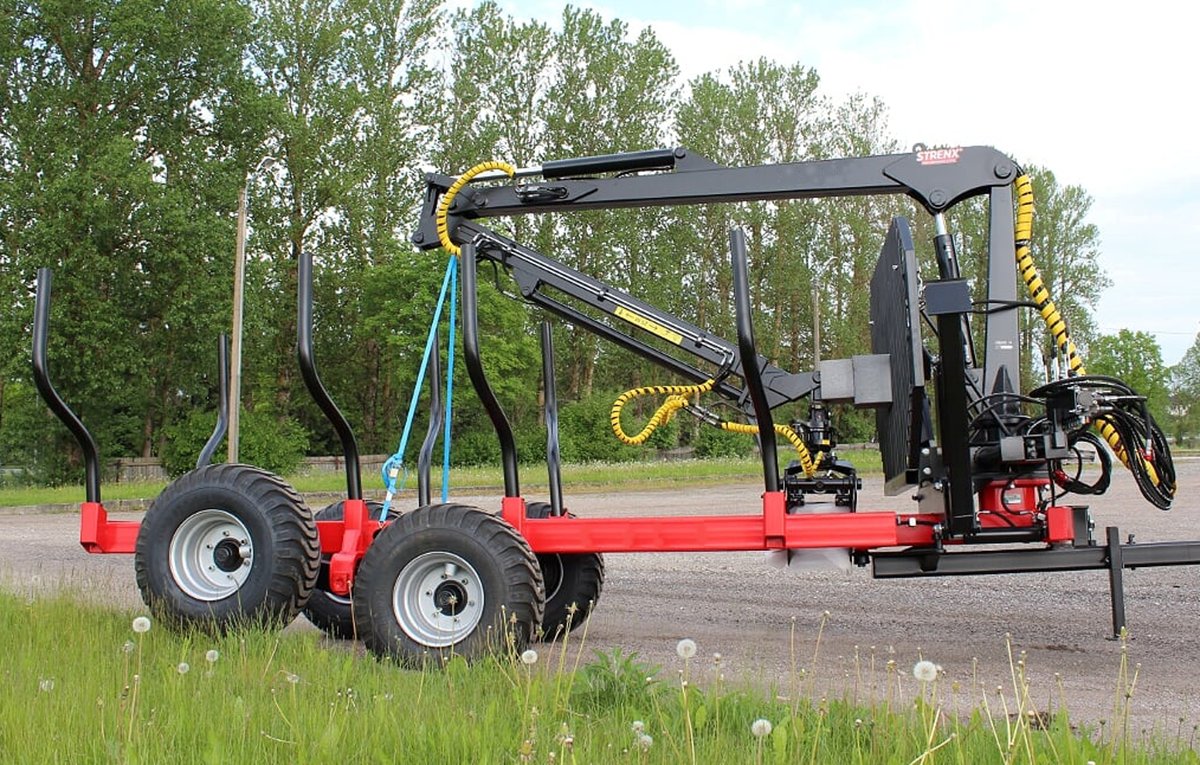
[1169, 332, 1200, 446]
[0, 0, 260, 480]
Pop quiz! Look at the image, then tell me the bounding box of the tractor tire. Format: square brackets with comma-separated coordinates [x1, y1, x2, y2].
[525, 502, 604, 641]
[303, 499, 395, 639]
[352, 503, 543, 666]
[134, 464, 319, 631]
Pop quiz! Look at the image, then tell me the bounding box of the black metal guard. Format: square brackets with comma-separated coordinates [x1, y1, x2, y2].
[32, 268, 102, 504]
[541, 321, 564, 516]
[196, 334, 229, 469]
[460, 243, 520, 497]
[416, 328, 443, 507]
[729, 229, 778, 492]
[297, 250, 362, 500]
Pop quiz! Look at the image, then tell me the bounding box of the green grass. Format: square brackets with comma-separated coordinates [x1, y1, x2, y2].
[0, 451, 884, 508]
[0, 591, 1195, 764]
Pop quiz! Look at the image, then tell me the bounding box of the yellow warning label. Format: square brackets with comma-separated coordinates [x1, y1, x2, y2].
[615, 306, 684, 345]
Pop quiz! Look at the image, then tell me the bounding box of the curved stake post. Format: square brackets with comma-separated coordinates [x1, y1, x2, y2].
[297, 250, 381, 595]
[416, 328, 443, 507]
[460, 243, 525, 526]
[32, 268, 138, 553]
[196, 334, 230, 469]
[729, 230, 787, 547]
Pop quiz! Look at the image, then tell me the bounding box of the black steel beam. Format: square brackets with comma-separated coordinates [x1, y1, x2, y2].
[871, 539, 1200, 578]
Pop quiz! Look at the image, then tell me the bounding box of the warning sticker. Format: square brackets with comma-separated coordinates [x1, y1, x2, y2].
[615, 306, 684, 345]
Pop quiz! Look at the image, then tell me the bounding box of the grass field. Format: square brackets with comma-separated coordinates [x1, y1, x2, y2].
[0, 452, 884, 508]
[1, 590, 1195, 764]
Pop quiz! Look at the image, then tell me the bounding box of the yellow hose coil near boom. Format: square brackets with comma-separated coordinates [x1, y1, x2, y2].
[435, 161, 517, 256]
[1013, 174, 1167, 495]
[610, 380, 823, 477]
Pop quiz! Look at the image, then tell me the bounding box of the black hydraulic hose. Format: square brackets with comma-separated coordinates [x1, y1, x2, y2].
[460, 243, 520, 497]
[416, 328, 443, 507]
[32, 268, 102, 504]
[297, 250, 362, 500]
[196, 334, 229, 469]
[729, 229, 778, 492]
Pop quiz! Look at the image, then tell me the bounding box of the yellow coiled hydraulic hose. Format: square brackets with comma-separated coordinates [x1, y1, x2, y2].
[1013, 174, 1167, 495]
[610, 380, 823, 477]
[435, 161, 517, 256]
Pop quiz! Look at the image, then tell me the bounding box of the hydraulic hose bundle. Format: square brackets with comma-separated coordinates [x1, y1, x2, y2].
[609, 380, 824, 477]
[1013, 174, 1175, 509]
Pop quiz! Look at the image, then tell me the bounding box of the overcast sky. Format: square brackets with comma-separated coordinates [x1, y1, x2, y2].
[484, 0, 1199, 364]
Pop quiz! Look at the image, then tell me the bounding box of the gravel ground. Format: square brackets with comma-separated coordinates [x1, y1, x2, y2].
[2, 458, 1197, 735]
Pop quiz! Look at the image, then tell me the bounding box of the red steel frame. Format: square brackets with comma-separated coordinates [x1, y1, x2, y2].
[77, 487, 1080, 595]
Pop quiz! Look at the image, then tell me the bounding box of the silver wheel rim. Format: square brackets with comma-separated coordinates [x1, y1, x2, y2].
[393, 551, 484, 648]
[169, 509, 254, 601]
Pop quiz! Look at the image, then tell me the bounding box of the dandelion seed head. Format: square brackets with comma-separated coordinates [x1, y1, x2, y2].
[286, 673, 300, 685]
[122, 640, 135, 655]
[38, 678, 54, 692]
[520, 649, 538, 665]
[751, 718, 772, 737]
[631, 720, 644, 734]
[206, 649, 220, 664]
[131, 616, 151, 634]
[676, 638, 697, 659]
[638, 733, 653, 750]
[177, 662, 190, 675]
[913, 660, 938, 682]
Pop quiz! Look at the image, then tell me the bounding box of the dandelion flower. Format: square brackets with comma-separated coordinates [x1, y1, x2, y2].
[132, 616, 151, 634]
[205, 649, 220, 664]
[638, 733, 653, 751]
[751, 718, 772, 737]
[177, 662, 190, 675]
[520, 649, 538, 665]
[38, 678, 54, 692]
[913, 660, 938, 682]
[676, 638, 697, 659]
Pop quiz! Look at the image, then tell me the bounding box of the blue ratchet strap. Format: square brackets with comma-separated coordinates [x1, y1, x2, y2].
[380, 258, 455, 518]
[440, 257, 458, 502]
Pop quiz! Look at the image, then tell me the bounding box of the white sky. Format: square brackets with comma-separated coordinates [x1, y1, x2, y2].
[483, 0, 1200, 364]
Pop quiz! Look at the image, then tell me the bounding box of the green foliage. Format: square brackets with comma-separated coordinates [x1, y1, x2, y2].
[159, 408, 309, 477]
[557, 391, 643, 464]
[694, 426, 756, 459]
[1087, 330, 1170, 418]
[572, 647, 662, 713]
[1169, 332, 1200, 446]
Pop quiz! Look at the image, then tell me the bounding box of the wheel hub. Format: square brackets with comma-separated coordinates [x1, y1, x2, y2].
[213, 538, 244, 572]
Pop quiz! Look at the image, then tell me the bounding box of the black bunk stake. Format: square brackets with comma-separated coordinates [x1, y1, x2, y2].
[416, 328, 443, 507]
[729, 228, 778, 492]
[541, 321, 564, 516]
[297, 249, 362, 500]
[460, 243, 520, 497]
[32, 268, 102, 505]
[196, 334, 230, 469]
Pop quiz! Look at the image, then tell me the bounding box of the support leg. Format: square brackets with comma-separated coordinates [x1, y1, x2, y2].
[1106, 526, 1127, 638]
